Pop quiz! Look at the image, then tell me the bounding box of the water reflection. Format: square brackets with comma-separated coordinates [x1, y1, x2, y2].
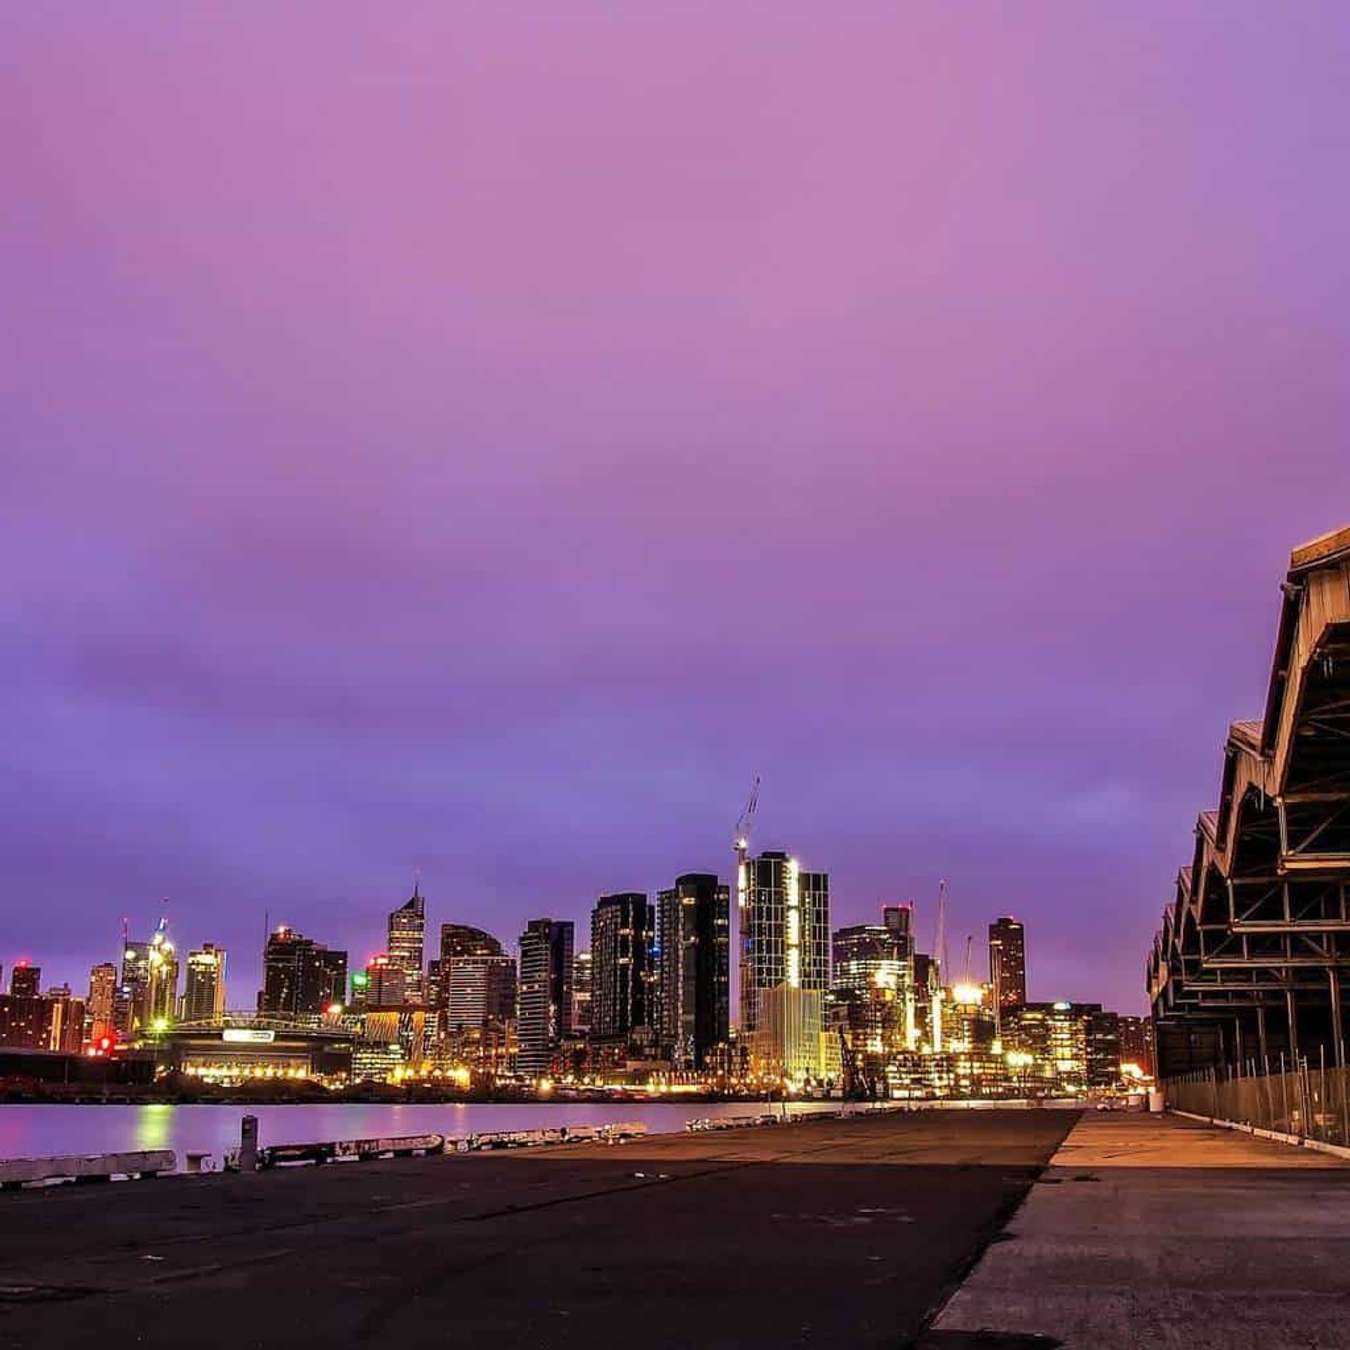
[135, 1104, 174, 1151]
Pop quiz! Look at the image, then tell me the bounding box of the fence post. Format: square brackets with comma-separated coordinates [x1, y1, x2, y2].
[1279, 1053, 1288, 1135]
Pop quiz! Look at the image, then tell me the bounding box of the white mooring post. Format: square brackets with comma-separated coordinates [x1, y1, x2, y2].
[240, 1115, 259, 1173]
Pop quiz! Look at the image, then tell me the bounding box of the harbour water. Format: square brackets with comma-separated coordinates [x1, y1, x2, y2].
[0, 1100, 843, 1163]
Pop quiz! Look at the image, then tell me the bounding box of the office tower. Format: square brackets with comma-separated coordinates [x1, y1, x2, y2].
[988, 917, 1027, 1010]
[738, 851, 830, 1034]
[146, 922, 179, 1024]
[9, 962, 40, 999]
[388, 883, 427, 1005]
[590, 893, 655, 1044]
[1118, 1015, 1156, 1078]
[831, 920, 913, 1065]
[362, 954, 407, 1009]
[438, 925, 515, 1024]
[517, 919, 573, 1077]
[882, 903, 915, 957]
[116, 920, 178, 1034]
[572, 951, 593, 1036]
[43, 987, 85, 1052]
[87, 962, 118, 1041]
[118, 941, 150, 1035]
[0, 995, 55, 1050]
[259, 927, 348, 1016]
[183, 944, 227, 1022]
[1086, 1008, 1121, 1087]
[656, 874, 730, 1069]
[1002, 1001, 1094, 1095]
[426, 959, 443, 1014]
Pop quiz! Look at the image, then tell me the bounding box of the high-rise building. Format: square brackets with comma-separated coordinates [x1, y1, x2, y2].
[831, 921, 913, 1078]
[361, 954, 407, 1009]
[144, 921, 179, 1025]
[590, 893, 655, 1045]
[387, 883, 427, 1005]
[116, 921, 179, 1035]
[87, 962, 118, 1042]
[572, 951, 593, 1036]
[0, 995, 55, 1050]
[517, 919, 573, 1077]
[259, 927, 348, 1017]
[43, 987, 85, 1053]
[183, 944, 227, 1022]
[437, 924, 516, 1034]
[1118, 1015, 1156, 1078]
[738, 850, 830, 1034]
[1086, 1008, 1121, 1088]
[656, 874, 730, 1070]
[882, 904, 915, 955]
[9, 962, 40, 999]
[988, 917, 1027, 1010]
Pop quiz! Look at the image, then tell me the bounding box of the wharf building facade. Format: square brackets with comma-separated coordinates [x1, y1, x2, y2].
[517, 919, 573, 1076]
[656, 873, 730, 1070]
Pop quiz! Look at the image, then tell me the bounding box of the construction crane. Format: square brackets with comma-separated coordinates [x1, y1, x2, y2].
[932, 879, 949, 983]
[962, 934, 974, 985]
[733, 774, 760, 868]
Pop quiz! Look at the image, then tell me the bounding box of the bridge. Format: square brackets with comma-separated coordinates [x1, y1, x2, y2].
[1148, 523, 1350, 1079]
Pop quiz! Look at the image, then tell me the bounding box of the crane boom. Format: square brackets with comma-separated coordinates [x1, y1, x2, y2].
[733, 774, 760, 864]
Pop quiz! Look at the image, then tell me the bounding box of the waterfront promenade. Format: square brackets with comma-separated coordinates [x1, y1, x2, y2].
[3, 1109, 1347, 1348]
[0, 1110, 1072, 1347]
[927, 1111, 1350, 1349]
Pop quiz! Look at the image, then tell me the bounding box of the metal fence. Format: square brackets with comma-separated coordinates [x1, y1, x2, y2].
[1165, 1052, 1350, 1147]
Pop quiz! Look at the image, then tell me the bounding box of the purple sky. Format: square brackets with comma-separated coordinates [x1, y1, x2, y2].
[4, 3, 1349, 1014]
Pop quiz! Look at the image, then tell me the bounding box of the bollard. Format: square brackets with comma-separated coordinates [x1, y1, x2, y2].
[240, 1115, 259, 1173]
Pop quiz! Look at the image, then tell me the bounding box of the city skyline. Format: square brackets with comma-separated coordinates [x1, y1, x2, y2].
[4, 852, 1057, 1019]
[6, 4, 1350, 1018]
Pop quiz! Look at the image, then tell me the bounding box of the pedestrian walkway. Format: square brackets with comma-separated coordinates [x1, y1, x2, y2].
[924, 1110, 1350, 1349]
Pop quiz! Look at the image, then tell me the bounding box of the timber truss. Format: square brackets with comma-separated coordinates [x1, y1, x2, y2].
[1148, 524, 1350, 1074]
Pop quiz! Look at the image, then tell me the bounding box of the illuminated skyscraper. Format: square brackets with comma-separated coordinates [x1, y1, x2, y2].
[517, 919, 573, 1076]
[183, 944, 227, 1022]
[87, 962, 117, 1041]
[590, 893, 655, 1044]
[9, 962, 40, 999]
[831, 921, 913, 1070]
[387, 884, 427, 1005]
[738, 851, 829, 1034]
[988, 917, 1027, 1010]
[361, 954, 406, 1009]
[260, 927, 347, 1016]
[572, 951, 593, 1036]
[144, 922, 179, 1025]
[656, 874, 730, 1069]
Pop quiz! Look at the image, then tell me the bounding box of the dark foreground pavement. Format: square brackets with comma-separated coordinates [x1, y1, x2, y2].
[0, 1109, 1077, 1349]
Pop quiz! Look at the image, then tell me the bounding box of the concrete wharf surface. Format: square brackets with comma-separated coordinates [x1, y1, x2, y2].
[0, 1109, 1076, 1349]
[925, 1110, 1350, 1349]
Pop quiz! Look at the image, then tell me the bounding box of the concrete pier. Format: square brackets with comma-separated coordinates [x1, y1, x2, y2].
[926, 1111, 1350, 1349]
[0, 1110, 1073, 1348]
